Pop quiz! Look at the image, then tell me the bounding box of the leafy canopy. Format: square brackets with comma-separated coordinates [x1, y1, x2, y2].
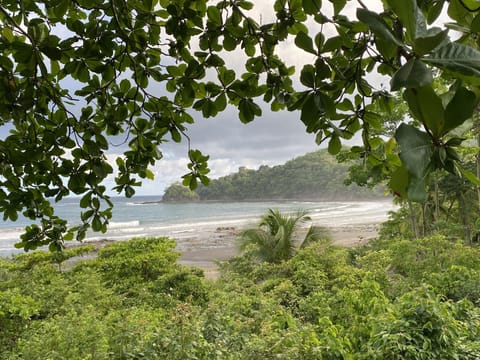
[2, 0, 480, 250]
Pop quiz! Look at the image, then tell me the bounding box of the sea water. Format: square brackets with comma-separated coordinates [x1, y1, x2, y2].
[0, 196, 396, 257]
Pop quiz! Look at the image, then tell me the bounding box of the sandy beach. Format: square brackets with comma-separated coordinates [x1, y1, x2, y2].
[59, 201, 397, 276]
[176, 201, 396, 275]
[177, 222, 383, 278]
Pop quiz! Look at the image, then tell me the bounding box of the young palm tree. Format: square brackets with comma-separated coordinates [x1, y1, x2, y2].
[239, 208, 328, 263]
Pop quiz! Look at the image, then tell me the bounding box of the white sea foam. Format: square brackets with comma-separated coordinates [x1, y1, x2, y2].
[126, 202, 159, 206]
[0, 200, 397, 257]
[85, 233, 149, 242]
[108, 220, 141, 229]
[0, 229, 24, 241]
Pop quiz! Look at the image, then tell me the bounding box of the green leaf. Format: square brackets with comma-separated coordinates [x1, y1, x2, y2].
[427, 1, 445, 24]
[223, 33, 237, 51]
[336, 98, 354, 111]
[300, 65, 315, 88]
[404, 86, 444, 138]
[167, 64, 187, 77]
[389, 165, 409, 198]
[92, 215, 102, 232]
[170, 128, 181, 142]
[408, 176, 428, 202]
[302, 0, 321, 14]
[214, 93, 227, 111]
[386, 0, 426, 41]
[445, 137, 465, 147]
[300, 93, 319, 126]
[459, 167, 480, 186]
[413, 28, 448, 56]
[12, 42, 34, 63]
[390, 58, 433, 91]
[125, 186, 135, 198]
[0, 55, 14, 71]
[238, 1, 253, 10]
[2, 28, 14, 43]
[443, 87, 477, 135]
[80, 193, 91, 208]
[328, 135, 341, 155]
[356, 8, 403, 47]
[244, 39, 256, 57]
[218, 68, 235, 85]
[460, 0, 480, 11]
[423, 42, 480, 77]
[54, 0, 70, 19]
[321, 36, 342, 53]
[182, 174, 197, 190]
[472, 14, 480, 32]
[332, 0, 346, 15]
[294, 32, 316, 54]
[207, 6, 222, 25]
[202, 99, 217, 118]
[120, 79, 131, 93]
[395, 123, 433, 178]
[239, 98, 261, 123]
[137, 68, 148, 88]
[145, 169, 154, 180]
[6, 208, 18, 221]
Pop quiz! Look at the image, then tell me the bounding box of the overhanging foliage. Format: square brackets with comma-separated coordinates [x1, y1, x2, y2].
[2, 0, 480, 249]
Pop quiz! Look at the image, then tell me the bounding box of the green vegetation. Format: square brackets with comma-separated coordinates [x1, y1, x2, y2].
[164, 150, 384, 202]
[1, 234, 480, 358]
[162, 182, 200, 202]
[3, 0, 480, 250]
[3, 0, 480, 356]
[239, 208, 329, 263]
[378, 147, 480, 244]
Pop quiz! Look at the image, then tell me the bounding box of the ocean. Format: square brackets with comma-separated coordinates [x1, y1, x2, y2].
[0, 196, 396, 257]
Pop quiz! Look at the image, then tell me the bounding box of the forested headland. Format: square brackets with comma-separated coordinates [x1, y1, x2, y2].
[162, 150, 384, 202]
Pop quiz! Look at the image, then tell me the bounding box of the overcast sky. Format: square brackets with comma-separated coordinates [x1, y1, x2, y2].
[132, 0, 385, 196]
[137, 103, 321, 196]
[2, 1, 387, 197]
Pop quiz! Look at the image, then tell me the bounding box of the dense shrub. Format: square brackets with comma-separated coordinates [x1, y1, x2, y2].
[1, 235, 480, 358]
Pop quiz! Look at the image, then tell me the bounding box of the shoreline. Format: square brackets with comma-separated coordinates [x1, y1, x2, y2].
[58, 221, 384, 277]
[144, 197, 390, 205]
[3, 200, 396, 278]
[177, 222, 381, 277]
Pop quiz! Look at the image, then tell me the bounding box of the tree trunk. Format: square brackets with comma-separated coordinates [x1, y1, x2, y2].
[459, 194, 472, 245]
[476, 134, 480, 216]
[434, 173, 440, 222]
[408, 200, 420, 239]
[421, 203, 427, 237]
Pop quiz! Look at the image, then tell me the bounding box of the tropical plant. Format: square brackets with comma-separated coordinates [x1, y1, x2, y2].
[3, 233, 480, 357]
[239, 209, 328, 263]
[3, 0, 480, 250]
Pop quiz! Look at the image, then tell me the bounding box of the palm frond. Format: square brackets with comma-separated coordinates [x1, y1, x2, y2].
[301, 225, 331, 248]
[239, 208, 319, 262]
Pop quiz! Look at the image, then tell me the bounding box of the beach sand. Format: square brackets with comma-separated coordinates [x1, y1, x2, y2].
[64, 201, 395, 277]
[63, 222, 382, 277]
[177, 222, 381, 279]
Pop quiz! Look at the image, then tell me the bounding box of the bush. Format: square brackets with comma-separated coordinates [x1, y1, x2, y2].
[2, 234, 480, 358]
[369, 287, 480, 359]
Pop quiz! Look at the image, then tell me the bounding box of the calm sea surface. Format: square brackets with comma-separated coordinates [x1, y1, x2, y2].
[0, 196, 395, 256]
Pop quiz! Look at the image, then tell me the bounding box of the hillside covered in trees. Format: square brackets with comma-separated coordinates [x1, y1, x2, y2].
[163, 150, 384, 202]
